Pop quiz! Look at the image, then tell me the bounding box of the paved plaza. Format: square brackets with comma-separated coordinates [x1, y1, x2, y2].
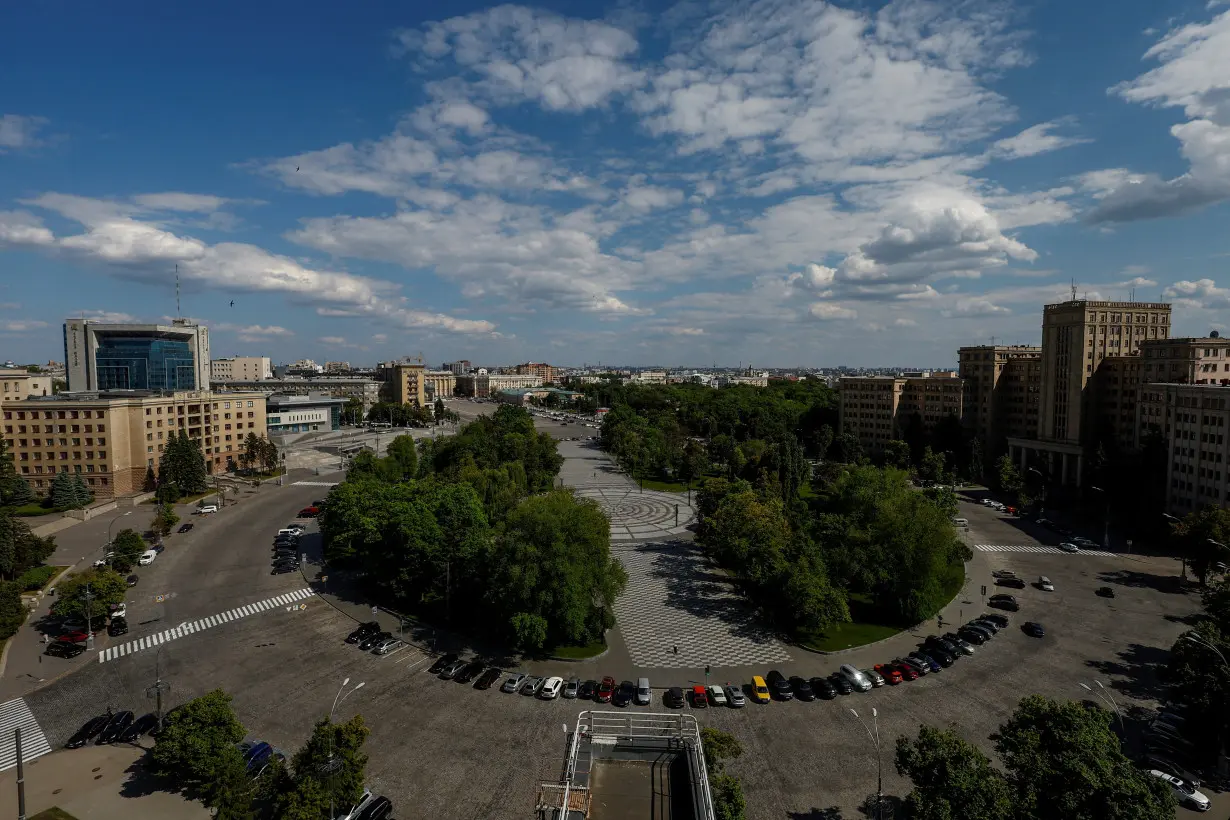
[572, 484, 696, 542]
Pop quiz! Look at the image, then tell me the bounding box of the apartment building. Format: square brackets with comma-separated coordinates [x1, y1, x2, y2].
[839, 373, 964, 453]
[629, 371, 668, 385]
[323, 361, 350, 374]
[0, 368, 54, 400]
[513, 362, 556, 383]
[210, 356, 272, 382]
[1140, 335, 1230, 386]
[958, 346, 1042, 454]
[1, 390, 267, 498]
[445, 360, 472, 376]
[378, 363, 426, 407]
[1136, 383, 1230, 513]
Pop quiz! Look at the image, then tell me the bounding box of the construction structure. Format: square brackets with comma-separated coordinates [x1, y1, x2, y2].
[536, 711, 715, 820]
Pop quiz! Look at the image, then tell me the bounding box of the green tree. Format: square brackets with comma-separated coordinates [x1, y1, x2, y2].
[711, 773, 746, 820]
[701, 727, 747, 820]
[510, 612, 549, 652]
[142, 465, 157, 493]
[895, 725, 1013, 820]
[49, 471, 80, 509]
[1161, 621, 1228, 765]
[995, 454, 1023, 498]
[152, 503, 180, 537]
[109, 528, 146, 573]
[918, 446, 948, 485]
[0, 512, 55, 580]
[814, 423, 835, 461]
[150, 689, 248, 800]
[205, 745, 255, 819]
[50, 567, 127, 618]
[434, 397, 446, 424]
[1174, 507, 1230, 584]
[241, 432, 262, 472]
[283, 716, 370, 817]
[700, 727, 743, 774]
[882, 439, 911, 469]
[159, 430, 209, 495]
[834, 432, 863, 464]
[72, 473, 92, 507]
[679, 440, 710, 487]
[993, 695, 1174, 820]
[384, 435, 419, 481]
[0, 581, 26, 640]
[258, 436, 279, 473]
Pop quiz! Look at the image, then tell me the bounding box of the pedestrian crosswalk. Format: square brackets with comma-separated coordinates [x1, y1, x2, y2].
[973, 544, 1117, 557]
[292, 480, 338, 487]
[98, 588, 315, 664]
[0, 698, 51, 771]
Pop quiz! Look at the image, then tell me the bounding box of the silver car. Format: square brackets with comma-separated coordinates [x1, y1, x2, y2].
[863, 668, 885, 687]
[520, 675, 545, 696]
[724, 684, 746, 708]
[563, 678, 580, 699]
[372, 637, 401, 655]
[501, 673, 527, 693]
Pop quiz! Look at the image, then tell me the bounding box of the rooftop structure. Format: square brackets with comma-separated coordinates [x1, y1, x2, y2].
[64, 318, 210, 393]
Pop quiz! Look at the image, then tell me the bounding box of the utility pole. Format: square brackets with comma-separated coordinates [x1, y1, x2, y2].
[83, 585, 95, 650]
[16, 728, 26, 820]
[146, 651, 171, 733]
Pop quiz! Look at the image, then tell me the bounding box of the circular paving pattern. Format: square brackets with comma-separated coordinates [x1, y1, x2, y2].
[573, 486, 696, 542]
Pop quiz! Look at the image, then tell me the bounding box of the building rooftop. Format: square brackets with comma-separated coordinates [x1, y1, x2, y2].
[499, 387, 582, 397]
[267, 393, 348, 407]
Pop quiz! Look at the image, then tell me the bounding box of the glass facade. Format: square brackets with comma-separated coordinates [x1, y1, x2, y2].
[95, 335, 197, 391]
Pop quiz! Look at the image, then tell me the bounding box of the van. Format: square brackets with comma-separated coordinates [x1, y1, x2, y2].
[635, 677, 651, 706]
[1039, 576, 1054, 592]
[952, 518, 969, 528]
[839, 664, 873, 692]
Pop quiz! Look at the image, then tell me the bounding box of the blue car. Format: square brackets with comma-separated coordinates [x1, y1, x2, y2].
[1023, 621, 1046, 638]
[243, 741, 273, 776]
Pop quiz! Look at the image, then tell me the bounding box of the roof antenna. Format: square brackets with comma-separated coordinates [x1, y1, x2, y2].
[175, 264, 181, 318]
[1070, 279, 1078, 301]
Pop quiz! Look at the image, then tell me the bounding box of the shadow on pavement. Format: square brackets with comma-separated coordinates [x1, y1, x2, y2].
[117, 747, 176, 800]
[1096, 569, 1191, 595]
[1085, 641, 1172, 703]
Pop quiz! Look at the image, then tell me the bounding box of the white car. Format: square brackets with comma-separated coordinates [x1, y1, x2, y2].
[707, 685, 728, 706]
[110, 603, 127, 620]
[1058, 542, 1080, 553]
[1039, 576, 1055, 591]
[539, 676, 564, 699]
[138, 550, 158, 566]
[197, 505, 218, 515]
[1149, 769, 1210, 811]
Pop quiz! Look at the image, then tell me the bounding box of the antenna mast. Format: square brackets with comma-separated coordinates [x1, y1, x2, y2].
[176, 264, 181, 318]
[1070, 279, 1077, 301]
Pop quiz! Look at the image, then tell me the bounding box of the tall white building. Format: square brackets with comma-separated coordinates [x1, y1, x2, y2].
[211, 356, 272, 382]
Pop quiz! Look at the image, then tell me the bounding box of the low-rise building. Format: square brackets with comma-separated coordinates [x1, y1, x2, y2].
[1136, 383, 1230, 513]
[457, 372, 543, 398]
[209, 377, 380, 413]
[495, 387, 583, 405]
[323, 361, 351, 374]
[1, 390, 267, 498]
[629, 371, 668, 385]
[423, 370, 456, 401]
[210, 356, 272, 382]
[266, 394, 346, 435]
[0, 368, 54, 400]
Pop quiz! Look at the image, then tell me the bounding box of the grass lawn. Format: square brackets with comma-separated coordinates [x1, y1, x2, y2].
[548, 640, 607, 659]
[31, 809, 79, 820]
[3, 503, 63, 517]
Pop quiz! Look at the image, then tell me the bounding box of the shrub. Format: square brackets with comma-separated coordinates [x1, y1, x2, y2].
[16, 565, 59, 592]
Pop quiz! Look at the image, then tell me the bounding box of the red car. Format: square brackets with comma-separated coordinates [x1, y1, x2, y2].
[691, 685, 708, 708]
[297, 507, 319, 518]
[874, 664, 903, 685]
[596, 676, 616, 703]
[893, 662, 919, 681]
[58, 630, 90, 644]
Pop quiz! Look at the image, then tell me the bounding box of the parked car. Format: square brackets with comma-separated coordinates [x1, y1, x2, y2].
[1097, 586, 1116, 598]
[750, 676, 772, 704]
[691, 685, 709, 708]
[126, 574, 139, 587]
[766, 670, 794, 700]
[958, 627, 988, 645]
[909, 652, 942, 673]
[521, 676, 546, 696]
[1074, 537, 1098, 548]
[501, 673, 527, 694]
[579, 680, 598, 700]
[271, 563, 297, 575]
[428, 653, 458, 674]
[355, 796, 393, 820]
[613, 680, 636, 707]
[297, 506, 319, 518]
[335, 789, 374, 820]
[708, 685, 728, 707]
[636, 677, 652, 706]
[475, 668, 502, 690]
[58, 630, 89, 644]
[108, 617, 129, 637]
[138, 550, 158, 566]
[1059, 542, 1080, 553]
[45, 641, 84, 659]
[177, 523, 193, 534]
[454, 660, 486, 683]
[119, 712, 160, 743]
[243, 741, 274, 775]
[839, 664, 873, 692]
[372, 638, 402, 656]
[563, 678, 580, 699]
[724, 684, 746, 707]
[893, 662, 919, 681]
[597, 677, 616, 703]
[790, 676, 815, 701]
[1148, 769, 1211, 812]
[988, 594, 1019, 611]
[439, 658, 468, 679]
[358, 631, 392, 651]
[874, 664, 903, 685]
[65, 715, 111, 748]
[863, 668, 885, 687]
[972, 618, 1002, 634]
[665, 687, 686, 708]
[1023, 621, 1046, 637]
[829, 673, 854, 695]
[540, 677, 564, 699]
[963, 622, 995, 640]
[981, 613, 1010, 628]
[1038, 576, 1055, 591]
[897, 657, 928, 677]
[943, 633, 975, 654]
[996, 576, 1027, 589]
[810, 676, 838, 699]
[98, 711, 135, 744]
[992, 569, 1017, 579]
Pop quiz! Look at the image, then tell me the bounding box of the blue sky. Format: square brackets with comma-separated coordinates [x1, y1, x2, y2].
[2, 0, 1228, 368]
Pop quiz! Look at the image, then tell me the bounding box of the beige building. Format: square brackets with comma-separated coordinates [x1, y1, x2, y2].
[513, 362, 556, 383]
[1, 390, 267, 499]
[958, 346, 1042, 454]
[0, 369, 54, 401]
[1140, 336, 1230, 386]
[1136, 383, 1230, 513]
[839, 373, 964, 453]
[630, 371, 668, 385]
[423, 370, 457, 401]
[1007, 300, 1171, 484]
[210, 356, 272, 382]
[379, 363, 426, 407]
[1091, 355, 1146, 451]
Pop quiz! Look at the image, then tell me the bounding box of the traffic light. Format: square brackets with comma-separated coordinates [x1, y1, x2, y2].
[705, 664, 711, 676]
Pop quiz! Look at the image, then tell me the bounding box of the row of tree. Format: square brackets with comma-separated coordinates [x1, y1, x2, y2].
[366, 401, 435, 428]
[321, 406, 625, 651]
[239, 432, 279, 474]
[150, 689, 370, 820]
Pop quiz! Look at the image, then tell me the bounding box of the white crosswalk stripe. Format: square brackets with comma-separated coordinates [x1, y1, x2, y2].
[292, 480, 338, 487]
[973, 544, 1117, 557]
[99, 587, 315, 663]
[0, 699, 51, 771]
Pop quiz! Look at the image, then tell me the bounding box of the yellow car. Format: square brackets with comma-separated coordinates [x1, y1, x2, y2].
[751, 675, 771, 704]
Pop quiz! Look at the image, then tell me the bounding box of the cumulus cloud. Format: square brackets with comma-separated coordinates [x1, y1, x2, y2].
[943, 296, 1011, 317]
[1088, 7, 1230, 222]
[0, 114, 48, 152]
[70, 310, 140, 324]
[1164, 278, 1230, 310]
[0, 320, 49, 333]
[808, 302, 858, 320]
[215, 323, 294, 337]
[130, 193, 232, 213]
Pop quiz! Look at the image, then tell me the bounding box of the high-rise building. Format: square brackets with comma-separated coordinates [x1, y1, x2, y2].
[64, 318, 210, 393]
[378, 362, 426, 407]
[1139, 335, 1230, 385]
[838, 373, 964, 453]
[959, 345, 1042, 454]
[514, 362, 555, 383]
[1136, 383, 1230, 513]
[210, 356, 272, 382]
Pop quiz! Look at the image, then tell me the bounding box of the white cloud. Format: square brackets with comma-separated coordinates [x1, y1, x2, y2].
[666, 326, 705, 336]
[944, 296, 1011, 317]
[621, 184, 684, 212]
[215, 323, 294, 337]
[398, 6, 644, 111]
[70, 310, 140, 324]
[991, 120, 1090, 159]
[893, 317, 917, 327]
[1164, 278, 1230, 310]
[131, 193, 231, 213]
[808, 302, 858, 320]
[0, 320, 48, 333]
[0, 115, 48, 152]
[1088, 7, 1230, 222]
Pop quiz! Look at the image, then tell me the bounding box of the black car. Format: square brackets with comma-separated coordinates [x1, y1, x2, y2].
[996, 576, 1027, 589]
[790, 676, 815, 701]
[613, 680, 636, 707]
[359, 631, 392, 651]
[925, 637, 957, 656]
[98, 711, 135, 744]
[475, 668, 502, 690]
[108, 617, 129, 637]
[1023, 621, 1046, 637]
[1096, 586, 1116, 598]
[119, 712, 160, 743]
[766, 670, 793, 700]
[829, 673, 853, 695]
[664, 686, 686, 708]
[927, 649, 955, 667]
[271, 564, 297, 575]
[126, 574, 139, 587]
[66, 715, 111, 749]
[579, 680, 598, 700]
[988, 594, 1019, 612]
[177, 523, 193, 534]
[958, 628, 987, 645]
[428, 653, 458, 674]
[455, 660, 486, 683]
[355, 796, 393, 820]
[45, 641, 85, 659]
[981, 613, 1010, 628]
[810, 676, 837, 700]
[346, 622, 381, 643]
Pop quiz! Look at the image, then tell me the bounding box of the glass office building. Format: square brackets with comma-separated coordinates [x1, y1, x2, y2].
[94, 335, 198, 391]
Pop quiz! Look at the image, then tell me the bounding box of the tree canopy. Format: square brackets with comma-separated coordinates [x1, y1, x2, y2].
[109, 528, 146, 572]
[150, 689, 247, 799]
[0, 512, 55, 581]
[51, 567, 127, 618]
[159, 430, 209, 495]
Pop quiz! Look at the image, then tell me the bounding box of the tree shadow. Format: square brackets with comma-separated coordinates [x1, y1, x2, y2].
[117, 747, 180, 800]
[1096, 569, 1189, 595]
[1085, 642, 1173, 716]
[787, 809, 845, 820]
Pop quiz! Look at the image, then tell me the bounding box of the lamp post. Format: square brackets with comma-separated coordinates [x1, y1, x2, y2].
[1163, 513, 1185, 578]
[848, 707, 883, 820]
[325, 678, 366, 820]
[83, 585, 95, 651]
[1079, 681, 1124, 734]
[1090, 485, 1110, 549]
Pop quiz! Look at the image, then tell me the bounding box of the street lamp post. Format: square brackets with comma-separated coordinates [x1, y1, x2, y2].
[1163, 513, 1185, 578]
[848, 708, 883, 820]
[1079, 681, 1124, 734]
[1091, 485, 1110, 549]
[325, 678, 366, 820]
[83, 586, 95, 651]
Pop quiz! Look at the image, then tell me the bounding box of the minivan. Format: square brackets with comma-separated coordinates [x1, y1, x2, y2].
[1039, 576, 1054, 591]
[952, 518, 969, 528]
[635, 677, 651, 706]
[838, 664, 873, 692]
[750, 676, 771, 704]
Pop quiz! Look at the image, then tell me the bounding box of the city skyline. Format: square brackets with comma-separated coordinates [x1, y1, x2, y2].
[2, 0, 1228, 367]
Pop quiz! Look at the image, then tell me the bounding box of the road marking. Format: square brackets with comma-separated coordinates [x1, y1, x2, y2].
[292, 481, 338, 487]
[0, 699, 51, 772]
[99, 588, 315, 664]
[973, 544, 1116, 557]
